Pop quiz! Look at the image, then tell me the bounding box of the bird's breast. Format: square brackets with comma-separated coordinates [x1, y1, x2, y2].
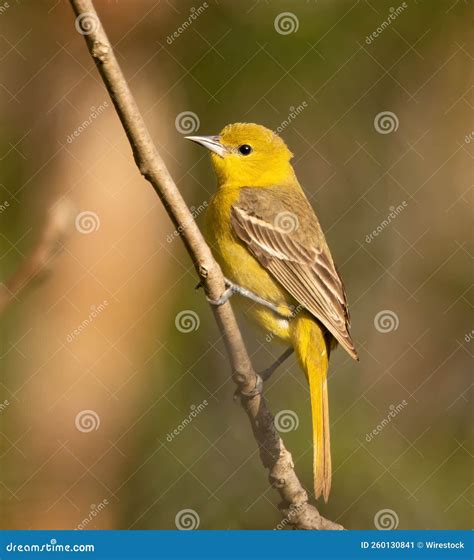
[204, 187, 293, 343]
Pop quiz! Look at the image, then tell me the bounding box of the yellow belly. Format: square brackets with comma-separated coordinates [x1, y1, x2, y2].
[205, 186, 294, 343]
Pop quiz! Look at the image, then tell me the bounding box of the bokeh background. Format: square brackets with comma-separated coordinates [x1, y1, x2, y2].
[0, 0, 472, 530]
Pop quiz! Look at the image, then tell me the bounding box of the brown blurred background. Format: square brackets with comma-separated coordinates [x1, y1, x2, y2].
[0, 0, 472, 530]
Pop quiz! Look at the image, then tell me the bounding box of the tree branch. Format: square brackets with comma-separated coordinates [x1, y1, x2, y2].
[0, 200, 71, 314]
[68, 0, 343, 530]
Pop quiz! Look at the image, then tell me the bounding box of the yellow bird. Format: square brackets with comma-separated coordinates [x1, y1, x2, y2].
[186, 123, 358, 502]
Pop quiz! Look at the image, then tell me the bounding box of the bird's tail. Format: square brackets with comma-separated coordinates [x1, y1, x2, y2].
[290, 313, 331, 502]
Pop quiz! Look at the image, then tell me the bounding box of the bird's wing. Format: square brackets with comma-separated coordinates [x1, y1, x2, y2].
[230, 186, 358, 360]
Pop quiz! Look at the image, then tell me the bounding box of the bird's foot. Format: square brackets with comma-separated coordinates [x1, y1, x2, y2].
[233, 347, 294, 402]
[260, 347, 294, 382]
[204, 278, 235, 306]
[233, 373, 263, 401]
[207, 277, 285, 316]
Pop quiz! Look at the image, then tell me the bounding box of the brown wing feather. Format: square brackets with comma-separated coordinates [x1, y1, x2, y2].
[231, 187, 358, 360]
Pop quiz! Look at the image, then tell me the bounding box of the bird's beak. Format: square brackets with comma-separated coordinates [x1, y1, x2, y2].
[185, 135, 227, 157]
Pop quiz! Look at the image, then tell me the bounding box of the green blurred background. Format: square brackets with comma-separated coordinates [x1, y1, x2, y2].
[0, 0, 472, 530]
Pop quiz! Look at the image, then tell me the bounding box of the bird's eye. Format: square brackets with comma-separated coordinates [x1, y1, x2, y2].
[238, 144, 252, 156]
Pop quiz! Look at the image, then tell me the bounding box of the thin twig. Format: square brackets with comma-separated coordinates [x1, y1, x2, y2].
[0, 200, 72, 314]
[68, 0, 343, 530]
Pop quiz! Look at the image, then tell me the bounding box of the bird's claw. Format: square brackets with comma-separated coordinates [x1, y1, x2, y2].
[206, 286, 234, 307]
[205, 278, 287, 317]
[259, 367, 273, 382]
[206, 278, 236, 307]
[233, 373, 263, 401]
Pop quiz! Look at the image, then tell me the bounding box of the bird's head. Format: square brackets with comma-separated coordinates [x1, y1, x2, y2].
[186, 123, 294, 186]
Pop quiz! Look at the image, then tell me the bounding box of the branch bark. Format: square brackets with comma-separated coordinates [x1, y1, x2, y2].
[68, 0, 343, 530]
[0, 200, 71, 314]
